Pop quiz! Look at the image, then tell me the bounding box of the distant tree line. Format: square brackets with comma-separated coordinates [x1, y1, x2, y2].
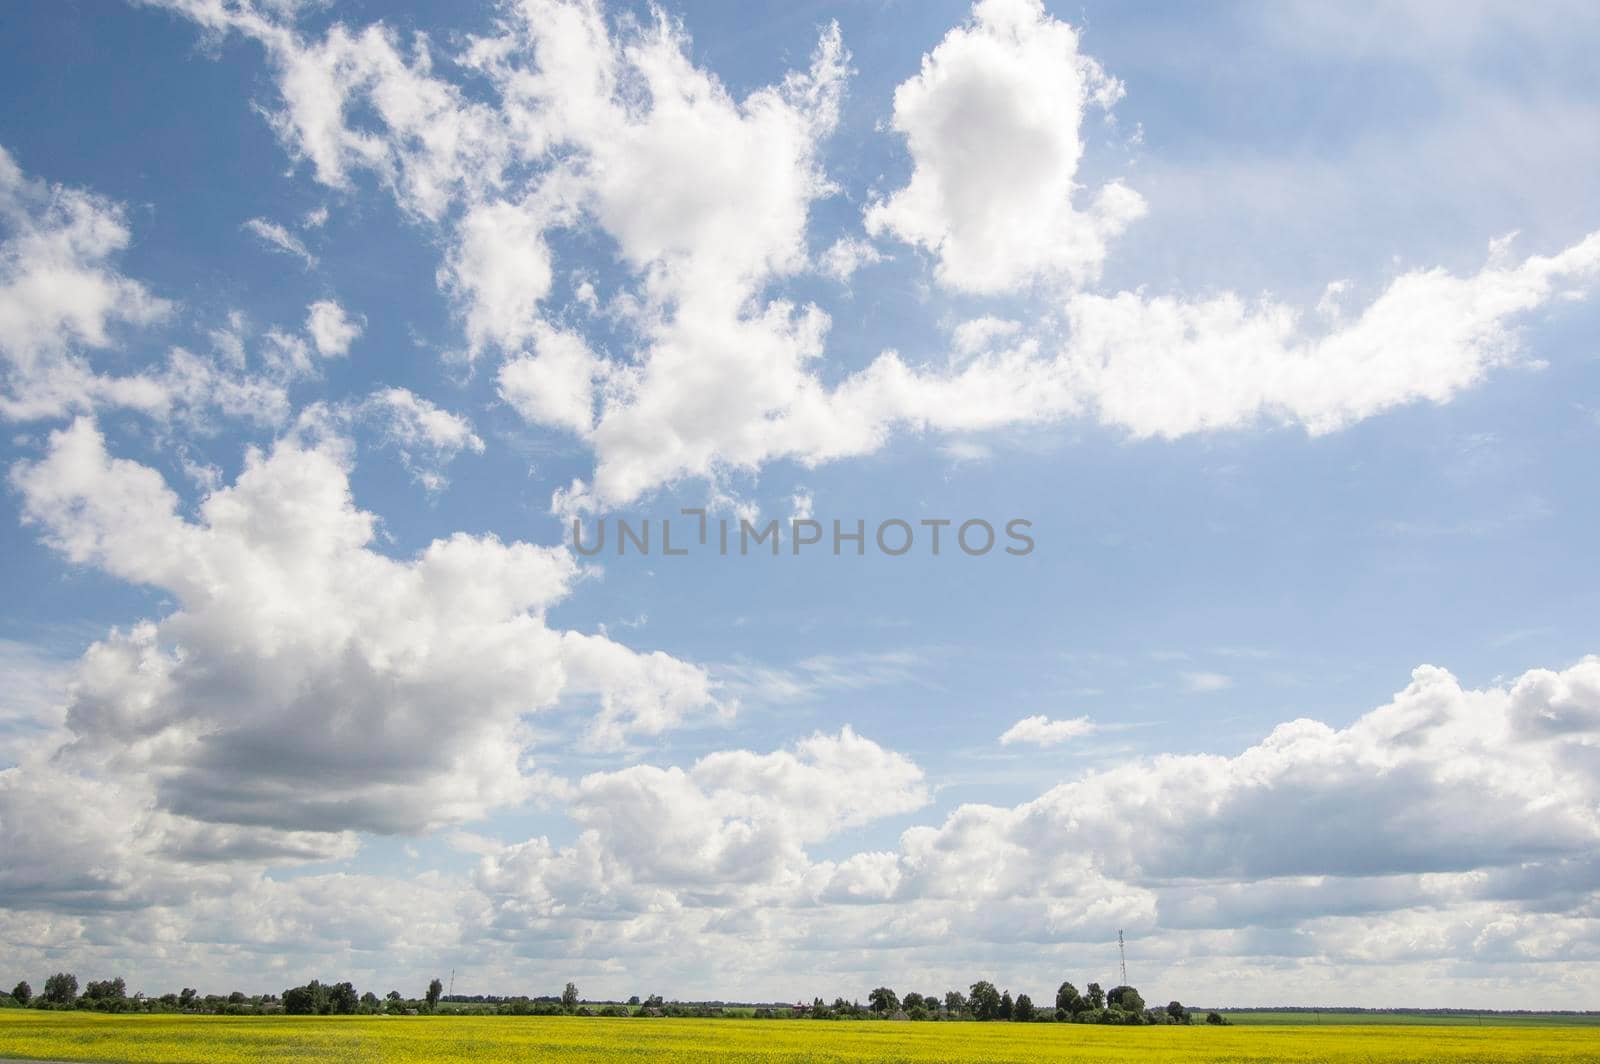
[765, 979, 1222, 1026]
[0, 973, 463, 1017]
[2, 972, 1228, 1026]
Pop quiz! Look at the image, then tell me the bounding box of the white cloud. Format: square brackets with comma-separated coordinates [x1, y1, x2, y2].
[1056, 232, 1600, 438]
[496, 324, 600, 436]
[365, 386, 483, 455]
[478, 726, 928, 903]
[789, 488, 814, 522]
[0, 146, 172, 421]
[150, 344, 292, 428]
[950, 315, 1021, 359]
[243, 216, 317, 268]
[305, 298, 361, 357]
[819, 236, 885, 283]
[0, 640, 71, 765]
[441, 197, 558, 358]
[7, 418, 720, 841]
[1183, 671, 1232, 692]
[863, 0, 1144, 294]
[998, 714, 1095, 746]
[0, 152, 345, 431]
[360, 386, 484, 490]
[906, 659, 1600, 901]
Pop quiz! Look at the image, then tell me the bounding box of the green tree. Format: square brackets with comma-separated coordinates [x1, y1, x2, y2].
[1206, 1011, 1226, 1025]
[82, 978, 127, 1006]
[1107, 985, 1144, 1014]
[282, 982, 326, 1015]
[998, 990, 1014, 1020]
[967, 981, 1000, 1021]
[178, 988, 198, 1008]
[1014, 994, 1035, 1022]
[328, 982, 359, 1015]
[561, 982, 579, 1012]
[42, 973, 77, 1007]
[943, 990, 965, 1017]
[10, 981, 30, 1007]
[426, 978, 444, 1012]
[1085, 982, 1105, 1010]
[1166, 1000, 1189, 1024]
[868, 986, 899, 1013]
[1055, 980, 1081, 1017]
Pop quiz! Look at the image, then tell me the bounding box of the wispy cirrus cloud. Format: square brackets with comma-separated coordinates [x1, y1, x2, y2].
[243, 216, 317, 268]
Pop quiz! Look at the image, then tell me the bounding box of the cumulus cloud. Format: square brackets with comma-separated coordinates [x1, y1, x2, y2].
[0, 145, 172, 421]
[496, 323, 600, 436]
[902, 659, 1600, 905]
[998, 714, 1095, 746]
[477, 726, 928, 907]
[0, 748, 358, 915]
[864, 0, 1144, 293]
[442, 197, 558, 358]
[305, 298, 361, 357]
[7, 418, 719, 841]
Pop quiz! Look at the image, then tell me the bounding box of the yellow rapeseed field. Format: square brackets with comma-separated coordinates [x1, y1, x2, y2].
[2, 1011, 1598, 1063]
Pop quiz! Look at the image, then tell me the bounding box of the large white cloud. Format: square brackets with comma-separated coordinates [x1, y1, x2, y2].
[893, 660, 1600, 909]
[864, 0, 1145, 294]
[1057, 233, 1600, 438]
[476, 726, 929, 917]
[8, 418, 719, 839]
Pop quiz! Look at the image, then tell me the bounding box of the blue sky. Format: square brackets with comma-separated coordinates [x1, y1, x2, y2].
[1, 0, 1598, 1007]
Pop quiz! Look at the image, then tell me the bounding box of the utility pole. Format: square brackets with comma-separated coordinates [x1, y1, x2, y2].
[448, 969, 455, 1000]
[1118, 930, 1128, 986]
